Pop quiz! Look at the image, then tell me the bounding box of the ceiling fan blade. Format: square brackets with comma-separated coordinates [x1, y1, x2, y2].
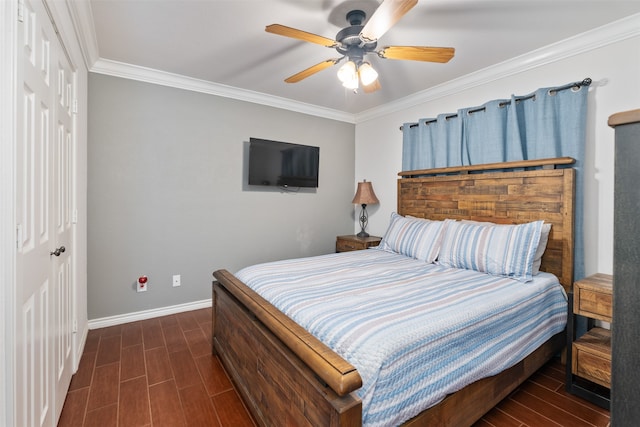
[284, 59, 341, 83]
[379, 46, 455, 63]
[266, 24, 337, 47]
[360, 0, 418, 42]
[362, 79, 381, 93]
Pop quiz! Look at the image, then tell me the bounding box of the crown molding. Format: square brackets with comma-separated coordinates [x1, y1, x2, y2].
[91, 59, 356, 124]
[67, 0, 354, 123]
[355, 13, 640, 123]
[68, 2, 638, 126]
[65, 0, 99, 69]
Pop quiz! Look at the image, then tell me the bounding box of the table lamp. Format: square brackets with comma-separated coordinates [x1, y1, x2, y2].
[352, 180, 379, 238]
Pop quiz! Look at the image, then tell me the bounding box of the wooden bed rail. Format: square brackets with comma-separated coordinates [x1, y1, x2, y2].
[213, 269, 363, 396]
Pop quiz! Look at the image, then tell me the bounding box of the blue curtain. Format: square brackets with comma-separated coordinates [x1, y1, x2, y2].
[402, 80, 589, 280]
[402, 114, 464, 169]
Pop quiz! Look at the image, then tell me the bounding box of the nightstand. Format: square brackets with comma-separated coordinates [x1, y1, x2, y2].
[566, 273, 612, 409]
[336, 235, 381, 253]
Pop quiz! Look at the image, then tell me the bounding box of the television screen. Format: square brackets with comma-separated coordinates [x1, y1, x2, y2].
[248, 138, 320, 188]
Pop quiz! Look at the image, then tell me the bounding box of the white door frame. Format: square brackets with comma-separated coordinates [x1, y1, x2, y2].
[1, 0, 18, 425]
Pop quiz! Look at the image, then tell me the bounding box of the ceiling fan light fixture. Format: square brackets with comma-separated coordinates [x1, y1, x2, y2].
[337, 60, 357, 84]
[358, 62, 378, 86]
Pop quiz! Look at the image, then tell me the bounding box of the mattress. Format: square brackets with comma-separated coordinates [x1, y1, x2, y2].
[235, 248, 567, 427]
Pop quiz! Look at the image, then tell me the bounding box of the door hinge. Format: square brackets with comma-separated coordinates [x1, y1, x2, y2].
[72, 319, 78, 333]
[17, 0, 24, 22]
[72, 98, 78, 114]
[16, 224, 23, 250]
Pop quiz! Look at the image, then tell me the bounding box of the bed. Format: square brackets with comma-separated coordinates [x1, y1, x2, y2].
[212, 157, 575, 426]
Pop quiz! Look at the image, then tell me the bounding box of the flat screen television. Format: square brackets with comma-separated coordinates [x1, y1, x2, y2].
[248, 138, 320, 188]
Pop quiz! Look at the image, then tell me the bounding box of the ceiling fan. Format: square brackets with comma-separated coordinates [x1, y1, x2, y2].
[266, 0, 455, 93]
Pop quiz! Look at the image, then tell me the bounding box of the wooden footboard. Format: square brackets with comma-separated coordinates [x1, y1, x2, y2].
[213, 270, 362, 427]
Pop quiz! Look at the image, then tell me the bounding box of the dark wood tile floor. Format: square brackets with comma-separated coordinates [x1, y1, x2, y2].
[58, 307, 610, 427]
[473, 359, 610, 427]
[58, 307, 254, 427]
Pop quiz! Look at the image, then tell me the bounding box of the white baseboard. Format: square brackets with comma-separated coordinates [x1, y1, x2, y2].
[88, 299, 212, 330]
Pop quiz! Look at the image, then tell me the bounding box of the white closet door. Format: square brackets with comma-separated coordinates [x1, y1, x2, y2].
[15, 0, 75, 425]
[51, 12, 75, 419]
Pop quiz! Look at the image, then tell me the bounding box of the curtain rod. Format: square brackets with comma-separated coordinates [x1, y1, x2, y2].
[399, 78, 592, 131]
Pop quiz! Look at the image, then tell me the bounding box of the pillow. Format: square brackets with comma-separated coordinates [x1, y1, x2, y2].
[378, 212, 446, 263]
[439, 220, 544, 282]
[532, 223, 551, 274]
[461, 220, 551, 275]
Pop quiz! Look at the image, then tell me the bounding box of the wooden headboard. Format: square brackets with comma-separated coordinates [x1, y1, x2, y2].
[397, 157, 575, 291]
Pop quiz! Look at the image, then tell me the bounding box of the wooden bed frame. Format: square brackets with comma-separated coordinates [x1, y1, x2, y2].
[212, 158, 575, 426]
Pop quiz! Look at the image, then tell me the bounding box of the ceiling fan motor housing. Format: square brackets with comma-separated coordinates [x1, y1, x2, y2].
[336, 10, 377, 62]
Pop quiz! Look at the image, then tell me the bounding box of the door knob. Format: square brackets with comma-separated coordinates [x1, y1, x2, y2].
[50, 246, 66, 257]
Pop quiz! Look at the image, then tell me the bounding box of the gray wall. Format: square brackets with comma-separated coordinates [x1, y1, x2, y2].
[88, 74, 355, 319]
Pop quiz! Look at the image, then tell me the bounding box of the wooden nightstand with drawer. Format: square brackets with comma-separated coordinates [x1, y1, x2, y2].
[566, 273, 612, 409]
[336, 235, 381, 253]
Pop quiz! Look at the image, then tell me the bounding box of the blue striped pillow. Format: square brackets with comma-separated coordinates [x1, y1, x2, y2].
[378, 213, 445, 263]
[438, 220, 544, 282]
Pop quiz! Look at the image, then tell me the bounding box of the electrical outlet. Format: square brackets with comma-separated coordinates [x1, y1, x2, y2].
[172, 274, 181, 287]
[137, 276, 148, 292]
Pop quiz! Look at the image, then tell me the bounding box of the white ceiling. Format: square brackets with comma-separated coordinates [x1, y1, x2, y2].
[83, 0, 640, 115]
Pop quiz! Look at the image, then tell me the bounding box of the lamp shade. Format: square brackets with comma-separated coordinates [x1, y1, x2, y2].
[337, 61, 357, 84]
[358, 62, 378, 86]
[342, 76, 359, 90]
[352, 180, 379, 205]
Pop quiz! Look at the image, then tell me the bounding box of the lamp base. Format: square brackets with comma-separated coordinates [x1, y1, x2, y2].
[357, 203, 370, 238]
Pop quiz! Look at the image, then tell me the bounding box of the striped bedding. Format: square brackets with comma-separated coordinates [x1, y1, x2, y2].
[235, 248, 567, 427]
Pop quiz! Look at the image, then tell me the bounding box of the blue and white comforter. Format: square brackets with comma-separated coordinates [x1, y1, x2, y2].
[235, 249, 567, 427]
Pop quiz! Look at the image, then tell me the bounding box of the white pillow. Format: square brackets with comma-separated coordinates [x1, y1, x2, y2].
[379, 212, 446, 263]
